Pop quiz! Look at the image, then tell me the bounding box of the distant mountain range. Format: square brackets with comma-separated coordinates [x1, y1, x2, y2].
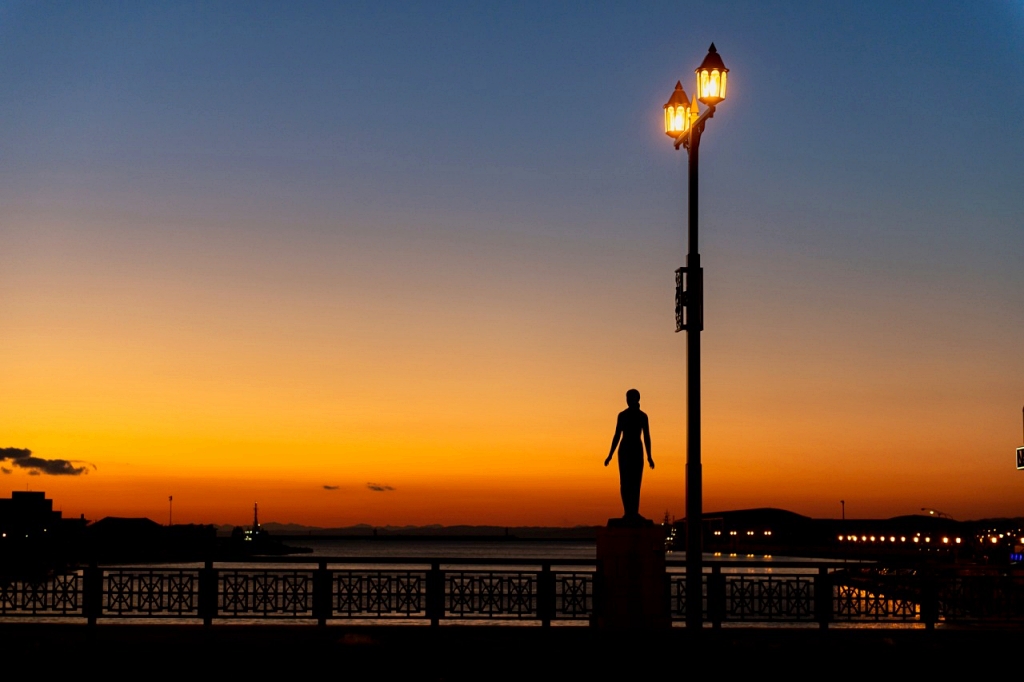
[213, 509, 1024, 540]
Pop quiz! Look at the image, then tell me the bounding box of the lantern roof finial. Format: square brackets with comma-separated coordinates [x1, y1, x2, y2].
[697, 43, 727, 73]
[665, 81, 689, 108]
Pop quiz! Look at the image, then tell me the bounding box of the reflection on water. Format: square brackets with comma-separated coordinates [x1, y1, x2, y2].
[284, 537, 847, 565]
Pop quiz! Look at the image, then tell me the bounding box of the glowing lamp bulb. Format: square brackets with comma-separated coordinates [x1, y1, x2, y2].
[663, 81, 691, 137]
[695, 43, 728, 106]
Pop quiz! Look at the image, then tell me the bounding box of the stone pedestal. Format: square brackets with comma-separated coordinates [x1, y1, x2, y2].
[593, 524, 669, 629]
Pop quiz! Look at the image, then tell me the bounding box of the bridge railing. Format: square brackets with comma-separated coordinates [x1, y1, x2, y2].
[1, 557, 1021, 626]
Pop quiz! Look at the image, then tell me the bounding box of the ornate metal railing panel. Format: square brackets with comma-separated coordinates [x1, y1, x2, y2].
[103, 569, 199, 617]
[333, 570, 427, 618]
[939, 575, 1024, 621]
[445, 571, 537, 619]
[554, 571, 592, 619]
[218, 569, 314, 618]
[723, 574, 815, 621]
[833, 584, 918, 621]
[669, 573, 687, 621]
[0, 573, 82, 616]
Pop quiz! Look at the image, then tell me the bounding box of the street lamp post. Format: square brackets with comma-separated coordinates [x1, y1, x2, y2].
[664, 43, 729, 631]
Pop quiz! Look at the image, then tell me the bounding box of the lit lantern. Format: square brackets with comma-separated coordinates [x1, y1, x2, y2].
[695, 43, 728, 106]
[663, 81, 691, 137]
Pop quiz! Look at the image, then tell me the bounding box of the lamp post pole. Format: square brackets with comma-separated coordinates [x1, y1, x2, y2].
[664, 43, 728, 631]
[683, 114, 707, 632]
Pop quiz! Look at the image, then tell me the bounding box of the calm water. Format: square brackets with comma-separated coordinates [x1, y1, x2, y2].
[284, 537, 597, 561]
[269, 537, 844, 571]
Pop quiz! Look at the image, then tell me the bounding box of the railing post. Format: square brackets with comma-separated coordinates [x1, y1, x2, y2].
[313, 561, 331, 627]
[708, 564, 724, 628]
[814, 567, 832, 630]
[426, 562, 443, 627]
[538, 563, 554, 627]
[198, 560, 218, 626]
[664, 565, 672, 625]
[920, 567, 938, 630]
[83, 563, 102, 625]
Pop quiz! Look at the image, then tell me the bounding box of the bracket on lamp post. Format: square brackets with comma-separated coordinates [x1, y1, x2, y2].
[674, 104, 716, 150]
[675, 266, 704, 333]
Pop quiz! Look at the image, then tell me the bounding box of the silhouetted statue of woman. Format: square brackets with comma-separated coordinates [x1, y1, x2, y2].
[604, 389, 653, 520]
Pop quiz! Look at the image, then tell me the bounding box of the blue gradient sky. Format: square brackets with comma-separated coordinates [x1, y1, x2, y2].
[1, 2, 1022, 524]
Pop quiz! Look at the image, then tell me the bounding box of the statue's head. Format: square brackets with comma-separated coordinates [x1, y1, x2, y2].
[626, 389, 640, 408]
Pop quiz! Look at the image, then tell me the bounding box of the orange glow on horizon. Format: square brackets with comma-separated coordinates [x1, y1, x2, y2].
[2, 210, 1020, 527]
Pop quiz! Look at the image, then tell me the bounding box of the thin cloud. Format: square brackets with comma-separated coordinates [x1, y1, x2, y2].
[1, 467, 11, 474]
[0, 447, 90, 476]
[366, 483, 394, 492]
[323, 485, 339, 491]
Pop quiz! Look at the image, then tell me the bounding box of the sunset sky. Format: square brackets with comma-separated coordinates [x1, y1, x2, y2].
[2, 2, 1022, 526]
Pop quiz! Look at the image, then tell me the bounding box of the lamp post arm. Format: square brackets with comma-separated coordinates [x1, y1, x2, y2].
[674, 104, 716, 150]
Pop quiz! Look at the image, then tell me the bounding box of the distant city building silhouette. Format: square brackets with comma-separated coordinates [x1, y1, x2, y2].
[0, 491, 65, 537]
[0, 491, 86, 576]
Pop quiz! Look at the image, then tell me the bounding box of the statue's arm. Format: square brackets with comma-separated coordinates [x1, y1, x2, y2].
[643, 416, 653, 468]
[605, 416, 622, 466]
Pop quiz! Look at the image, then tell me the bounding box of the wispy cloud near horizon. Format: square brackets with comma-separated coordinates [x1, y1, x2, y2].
[367, 483, 394, 492]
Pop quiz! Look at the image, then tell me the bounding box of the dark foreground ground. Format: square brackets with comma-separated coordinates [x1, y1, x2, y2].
[2, 623, 1019, 678]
